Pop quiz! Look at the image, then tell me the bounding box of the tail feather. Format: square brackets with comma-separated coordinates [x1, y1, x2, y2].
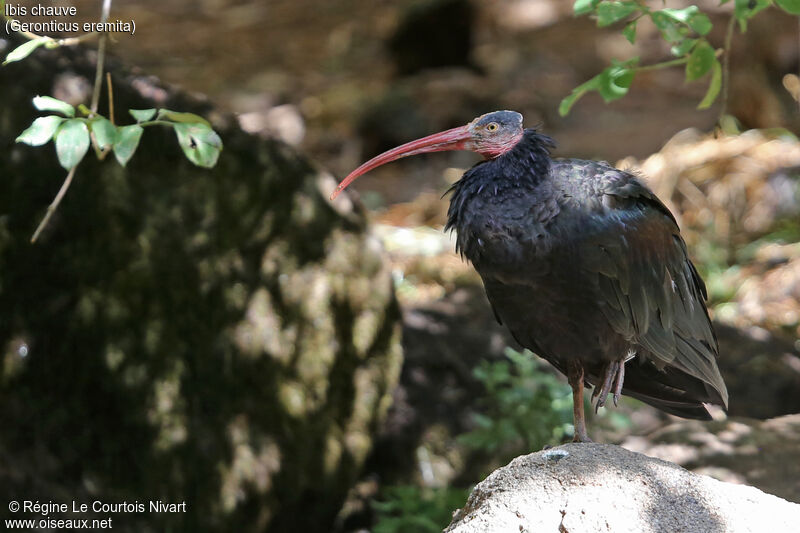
[612, 360, 725, 420]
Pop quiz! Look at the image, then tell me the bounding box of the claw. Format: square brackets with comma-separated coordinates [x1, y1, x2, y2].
[612, 360, 625, 407]
[593, 359, 626, 412]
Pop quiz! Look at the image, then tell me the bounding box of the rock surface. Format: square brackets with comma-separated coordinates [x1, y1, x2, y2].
[445, 443, 800, 533]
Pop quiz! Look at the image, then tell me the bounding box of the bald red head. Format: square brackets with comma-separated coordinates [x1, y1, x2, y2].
[331, 110, 524, 200]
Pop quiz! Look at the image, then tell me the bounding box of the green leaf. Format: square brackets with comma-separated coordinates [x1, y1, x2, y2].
[776, 0, 800, 14]
[685, 41, 715, 81]
[77, 104, 92, 117]
[173, 123, 223, 168]
[129, 108, 157, 122]
[698, 58, 722, 109]
[650, 12, 684, 43]
[596, 1, 638, 27]
[32, 95, 75, 117]
[113, 125, 144, 167]
[90, 117, 116, 149]
[15, 116, 64, 146]
[661, 5, 713, 35]
[687, 12, 712, 35]
[671, 38, 697, 57]
[158, 109, 212, 127]
[734, 0, 770, 32]
[3, 37, 52, 65]
[573, 0, 599, 15]
[54, 119, 90, 170]
[661, 6, 698, 23]
[559, 75, 603, 116]
[622, 20, 637, 44]
[559, 59, 638, 116]
[597, 59, 637, 102]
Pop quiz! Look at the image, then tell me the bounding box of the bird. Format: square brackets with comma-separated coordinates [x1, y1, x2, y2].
[331, 110, 728, 442]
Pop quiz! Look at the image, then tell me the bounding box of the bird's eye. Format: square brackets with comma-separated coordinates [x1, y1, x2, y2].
[486, 123, 499, 132]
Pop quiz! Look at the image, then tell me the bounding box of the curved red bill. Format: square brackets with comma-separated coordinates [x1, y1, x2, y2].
[330, 124, 472, 200]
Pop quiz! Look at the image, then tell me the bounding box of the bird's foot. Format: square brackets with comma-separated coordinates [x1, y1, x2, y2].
[592, 359, 626, 413]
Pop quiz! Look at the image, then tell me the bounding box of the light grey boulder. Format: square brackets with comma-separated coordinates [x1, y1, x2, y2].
[445, 443, 800, 533]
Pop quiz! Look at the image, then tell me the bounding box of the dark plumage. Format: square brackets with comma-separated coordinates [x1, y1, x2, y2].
[332, 110, 728, 441]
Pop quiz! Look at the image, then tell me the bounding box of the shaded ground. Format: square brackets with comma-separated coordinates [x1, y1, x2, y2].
[624, 414, 800, 503]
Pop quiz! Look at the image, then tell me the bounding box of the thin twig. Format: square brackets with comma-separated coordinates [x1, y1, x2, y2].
[51, 32, 100, 47]
[633, 56, 689, 73]
[719, 14, 736, 122]
[90, 0, 113, 114]
[106, 72, 115, 125]
[30, 166, 78, 243]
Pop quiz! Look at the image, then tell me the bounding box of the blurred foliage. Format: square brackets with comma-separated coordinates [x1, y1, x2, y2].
[737, 219, 800, 261]
[372, 485, 470, 533]
[371, 348, 636, 532]
[459, 348, 634, 458]
[695, 217, 800, 306]
[458, 348, 575, 454]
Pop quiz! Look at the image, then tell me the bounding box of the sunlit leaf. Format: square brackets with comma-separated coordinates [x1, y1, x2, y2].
[661, 6, 699, 23]
[671, 38, 697, 57]
[686, 41, 715, 81]
[3, 37, 52, 65]
[113, 125, 144, 167]
[15, 116, 64, 146]
[698, 58, 722, 109]
[650, 12, 683, 43]
[129, 108, 156, 122]
[596, 1, 638, 27]
[32, 95, 75, 117]
[90, 117, 116, 149]
[657, 5, 712, 36]
[54, 119, 90, 170]
[573, 0, 600, 15]
[158, 109, 211, 127]
[173, 123, 222, 168]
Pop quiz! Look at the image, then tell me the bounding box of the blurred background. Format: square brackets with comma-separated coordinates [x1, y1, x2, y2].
[2, 0, 800, 531]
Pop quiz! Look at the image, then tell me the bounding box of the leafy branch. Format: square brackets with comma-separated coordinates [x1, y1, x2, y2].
[560, 0, 800, 116]
[3, 0, 223, 242]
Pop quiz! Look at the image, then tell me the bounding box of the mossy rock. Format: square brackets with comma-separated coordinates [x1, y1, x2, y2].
[0, 43, 402, 532]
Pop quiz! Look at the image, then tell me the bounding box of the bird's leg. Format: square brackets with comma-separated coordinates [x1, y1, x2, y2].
[591, 359, 626, 413]
[567, 360, 592, 443]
